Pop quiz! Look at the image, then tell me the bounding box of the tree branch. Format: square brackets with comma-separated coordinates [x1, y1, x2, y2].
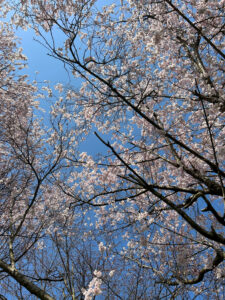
[0, 259, 54, 300]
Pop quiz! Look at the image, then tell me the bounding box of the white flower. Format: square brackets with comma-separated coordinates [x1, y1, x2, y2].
[83, 272, 103, 300]
[109, 270, 115, 277]
[93, 270, 102, 278]
[98, 242, 106, 253]
[54, 83, 63, 93]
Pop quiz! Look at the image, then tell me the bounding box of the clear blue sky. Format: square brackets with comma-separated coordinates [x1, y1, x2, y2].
[16, 26, 104, 154]
[16, 27, 72, 85]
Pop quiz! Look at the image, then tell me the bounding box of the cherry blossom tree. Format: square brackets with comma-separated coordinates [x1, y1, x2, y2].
[0, 5, 88, 299]
[3, 0, 225, 298]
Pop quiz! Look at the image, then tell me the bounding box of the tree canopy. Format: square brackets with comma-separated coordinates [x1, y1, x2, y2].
[0, 0, 224, 299]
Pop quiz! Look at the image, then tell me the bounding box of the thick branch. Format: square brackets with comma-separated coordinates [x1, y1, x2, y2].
[0, 259, 54, 300]
[163, 248, 225, 285]
[95, 134, 225, 245]
[165, 0, 225, 60]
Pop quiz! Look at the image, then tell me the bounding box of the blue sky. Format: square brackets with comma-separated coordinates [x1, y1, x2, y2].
[15, 26, 105, 155]
[16, 27, 71, 85]
[7, 9, 224, 300]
